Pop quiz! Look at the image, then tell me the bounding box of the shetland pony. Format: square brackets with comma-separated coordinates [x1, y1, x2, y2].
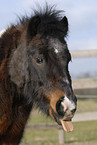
[0, 6, 77, 144]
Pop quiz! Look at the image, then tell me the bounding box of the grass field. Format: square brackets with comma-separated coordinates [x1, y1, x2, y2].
[20, 98, 97, 145]
[21, 121, 97, 145]
[77, 98, 97, 113]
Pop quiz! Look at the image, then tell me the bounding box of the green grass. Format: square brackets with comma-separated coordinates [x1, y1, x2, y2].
[20, 98, 97, 145]
[66, 121, 97, 143]
[21, 121, 97, 145]
[77, 98, 97, 113]
[21, 129, 58, 145]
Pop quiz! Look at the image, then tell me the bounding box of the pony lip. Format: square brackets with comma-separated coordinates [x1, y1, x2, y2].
[60, 119, 74, 132]
[60, 114, 74, 132]
[49, 106, 74, 132]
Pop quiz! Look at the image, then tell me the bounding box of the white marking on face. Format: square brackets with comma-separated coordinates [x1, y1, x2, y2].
[55, 49, 59, 53]
[61, 96, 75, 112]
[49, 38, 65, 54]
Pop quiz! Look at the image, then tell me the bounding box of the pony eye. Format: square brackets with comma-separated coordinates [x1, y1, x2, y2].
[35, 57, 44, 64]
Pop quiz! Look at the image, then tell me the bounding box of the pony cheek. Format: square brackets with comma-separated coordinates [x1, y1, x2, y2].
[49, 107, 56, 120]
[47, 89, 64, 119]
[49, 107, 61, 125]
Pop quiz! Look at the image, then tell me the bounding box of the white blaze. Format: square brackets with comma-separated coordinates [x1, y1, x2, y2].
[49, 37, 65, 54]
[55, 49, 59, 53]
[61, 96, 75, 112]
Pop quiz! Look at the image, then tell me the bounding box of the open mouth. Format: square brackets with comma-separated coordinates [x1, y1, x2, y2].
[47, 90, 76, 132]
[49, 106, 74, 132]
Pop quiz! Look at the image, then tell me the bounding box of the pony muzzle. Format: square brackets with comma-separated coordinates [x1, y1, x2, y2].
[49, 90, 76, 132]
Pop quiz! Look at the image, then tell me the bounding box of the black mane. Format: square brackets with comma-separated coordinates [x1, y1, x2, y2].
[17, 6, 69, 40]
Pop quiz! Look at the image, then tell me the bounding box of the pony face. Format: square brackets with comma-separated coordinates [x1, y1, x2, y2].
[24, 34, 77, 128]
[0, 6, 77, 144]
[7, 8, 77, 133]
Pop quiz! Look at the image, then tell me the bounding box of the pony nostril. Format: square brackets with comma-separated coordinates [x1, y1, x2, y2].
[56, 96, 76, 118]
[56, 97, 65, 117]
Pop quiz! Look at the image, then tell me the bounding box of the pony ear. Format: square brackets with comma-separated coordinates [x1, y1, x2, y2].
[27, 15, 41, 40]
[60, 16, 68, 36]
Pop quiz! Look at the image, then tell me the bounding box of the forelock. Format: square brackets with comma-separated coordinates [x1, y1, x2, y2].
[34, 6, 68, 38]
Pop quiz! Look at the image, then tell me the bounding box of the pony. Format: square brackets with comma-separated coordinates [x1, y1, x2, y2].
[0, 6, 77, 145]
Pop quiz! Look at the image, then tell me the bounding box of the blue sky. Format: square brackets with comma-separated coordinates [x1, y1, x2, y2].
[0, 0, 97, 77]
[0, 0, 97, 50]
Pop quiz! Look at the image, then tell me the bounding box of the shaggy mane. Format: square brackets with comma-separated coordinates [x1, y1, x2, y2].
[16, 5, 68, 38]
[19, 5, 63, 24]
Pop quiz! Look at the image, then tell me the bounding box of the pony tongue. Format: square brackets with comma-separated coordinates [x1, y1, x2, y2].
[60, 119, 73, 132]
